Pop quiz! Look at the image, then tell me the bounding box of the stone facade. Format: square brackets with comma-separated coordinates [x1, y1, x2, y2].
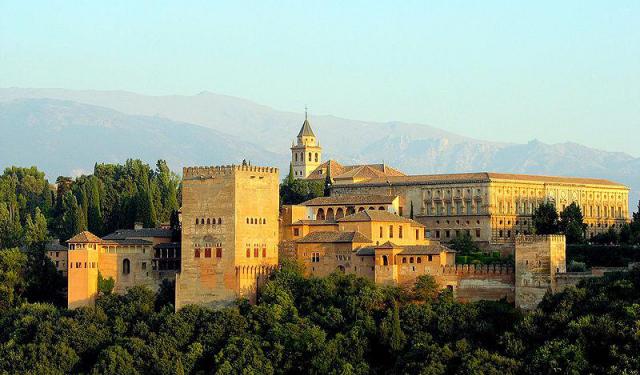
[514, 235, 566, 310]
[64, 229, 179, 309]
[331, 173, 629, 246]
[291, 114, 322, 179]
[176, 165, 279, 309]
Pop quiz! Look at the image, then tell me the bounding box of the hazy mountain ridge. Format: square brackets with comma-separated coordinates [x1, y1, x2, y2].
[0, 98, 284, 177]
[0, 88, 638, 207]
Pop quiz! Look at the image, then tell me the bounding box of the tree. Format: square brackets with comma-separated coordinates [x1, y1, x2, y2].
[450, 232, 480, 255]
[559, 203, 586, 244]
[412, 275, 439, 301]
[0, 248, 28, 310]
[92, 345, 140, 375]
[87, 177, 103, 235]
[0, 202, 23, 248]
[60, 191, 84, 240]
[24, 207, 48, 249]
[380, 300, 406, 353]
[532, 202, 560, 235]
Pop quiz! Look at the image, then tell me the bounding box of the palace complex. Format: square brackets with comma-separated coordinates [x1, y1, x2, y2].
[57, 114, 631, 311]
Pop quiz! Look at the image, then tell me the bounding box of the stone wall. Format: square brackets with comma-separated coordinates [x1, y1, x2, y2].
[176, 165, 279, 309]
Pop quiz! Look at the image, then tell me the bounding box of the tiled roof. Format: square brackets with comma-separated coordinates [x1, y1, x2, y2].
[297, 119, 315, 137]
[45, 240, 67, 251]
[355, 246, 375, 256]
[297, 231, 372, 244]
[301, 194, 397, 206]
[335, 172, 626, 188]
[102, 228, 173, 240]
[337, 210, 425, 227]
[399, 245, 455, 255]
[66, 231, 102, 243]
[292, 220, 338, 226]
[103, 239, 153, 246]
[305, 160, 405, 181]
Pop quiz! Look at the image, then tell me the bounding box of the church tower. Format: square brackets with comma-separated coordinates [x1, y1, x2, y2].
[290, 109, 322, 179]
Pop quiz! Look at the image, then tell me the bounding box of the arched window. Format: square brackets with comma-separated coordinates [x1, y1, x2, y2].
[417, 257, 422, 264]
[317, 208, 325, 220]
[263, 218, 266, 224]
[409, 257, 414, 263]
[335, 208, 344, 219]
[382, 255, 389, 265]
[308, 153, 312, 162]
[346, 207, 355, 215]
[379, 226, 383, 238]
[358, 207, 365, 212]
[207, 218, 211, 224]
[218, 218, 222, 224]
[314, 153, 318, 162]
[295, 153, 298, 162]
[195, 218, 199, 225]
[402, 257, 407, 264]
[368, 206, 375, 210]
[122, 259, 130, 275]
[326, 208, 335, 221]
[378, 206, 385, 210]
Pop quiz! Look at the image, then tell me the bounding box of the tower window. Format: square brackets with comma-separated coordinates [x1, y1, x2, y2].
[216, 248, 222, 258]
[122, 259, 130, 275]
[315, 153, 318, 162]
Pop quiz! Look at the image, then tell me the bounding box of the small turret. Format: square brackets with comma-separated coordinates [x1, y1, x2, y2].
[290, 107, 322, 179]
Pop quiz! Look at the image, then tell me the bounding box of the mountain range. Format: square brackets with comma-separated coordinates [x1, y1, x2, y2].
[0, 88, 637, 209]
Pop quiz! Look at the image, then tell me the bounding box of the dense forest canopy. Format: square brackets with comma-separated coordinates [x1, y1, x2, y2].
[0, 160, 180, 246]
[1, 259, 640, 374]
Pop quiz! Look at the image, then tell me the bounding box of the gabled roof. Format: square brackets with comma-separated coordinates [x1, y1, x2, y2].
[45, 240, 67, 251]
[301, 194, 397, 206]
[298, 119, 315, 137]
[292, 220, 339, 226]
[66, 231, 102, 243]
[305, 160, 406, 181]
[297, 231, 372, 244]
[337, 210, 425, 227]
[102, 228, 173, 240]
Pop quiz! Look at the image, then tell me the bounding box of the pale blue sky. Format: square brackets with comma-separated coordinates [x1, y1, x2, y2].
[1, 1, 638, 155]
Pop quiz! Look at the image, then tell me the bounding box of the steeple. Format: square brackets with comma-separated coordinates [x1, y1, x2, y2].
[297, 106, 316, 138]
[290, 107, 322, 180]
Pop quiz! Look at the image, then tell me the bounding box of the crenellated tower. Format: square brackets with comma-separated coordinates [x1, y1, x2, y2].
[290, 108, 322, 179]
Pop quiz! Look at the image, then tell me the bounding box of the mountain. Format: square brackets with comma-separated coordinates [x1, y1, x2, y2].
[0, 99, 284, 177]
[0, 88, 638, 209]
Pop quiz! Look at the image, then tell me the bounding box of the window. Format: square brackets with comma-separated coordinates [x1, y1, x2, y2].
[379, 226, 383, 237]
[312, 252, 320, 263]
[476, 229, 481, 238]
[445, 230, 450, 238]
[409, 257, 414, 263]
[123, 259, 130, 275]
[293, 228, 300, 236]
[428, 255, 433, 262]
[218, 218, 222, 224]
[435, 230, 440, 239]
[142, 262, 147, 270]
[417, 257, 422, 264]
[195, 249, 201, 258]
[389, 225, 394, 238]
[246, 248, 250, 258]
[382, 255, 389, 265]
[207, 218, 211, 224]
[216, 248, 222, 258]
[205, 248, 212, 258]
[55, 251, 59, 257]
[402, 257, 407, 264]
[254, 247, 258, 257]
[308, 152, 312, 161]
[399, 226, 403, 238]
[416, 229, 419, 240]
[262, 247, 267, 257]
[314, 153, 318, 162]
[55, 261, 59, 267]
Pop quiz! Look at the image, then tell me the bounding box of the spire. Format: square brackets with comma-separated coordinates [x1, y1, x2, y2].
[297, 106, 315, 137]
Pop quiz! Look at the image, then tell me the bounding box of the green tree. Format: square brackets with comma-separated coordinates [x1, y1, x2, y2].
[412, 275, 440, 301]
[24, 207, 49, 249]
[92, 345, 140, 375]
[532, 202, 560, 235]
[0, 202, 23, 248]
[60, 191, 85, 240]
[0, 248, 28, 310]
[381, 300, 406, 353]
[559, 203, 586, 244]
[450, 232, 480, 255]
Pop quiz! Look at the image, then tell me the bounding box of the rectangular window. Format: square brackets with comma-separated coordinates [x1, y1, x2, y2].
[445, 230, 450, 238]
[425, 229, 431, 238]
[428, 255, 433, 262]
[389, 225, 394, 238]
[262, 247, 266, 257]
[246, 248, 250, 258]
[311, 252, 320, 263]
[415, 229, 419, 240]
[399, 207, 403, 216]
[142, 262, 147, 270]
[476, 229, 481, 238]
[216, 248, 222, 258]
[254, 248, 259, 257]
[55, 261, 59, 267]
[205, 248, 211, 258]
[293, 228, 300, 236]
[435, 230, 440, 239]
[399, 226, 403, 238]
[379, 226, 383, 238]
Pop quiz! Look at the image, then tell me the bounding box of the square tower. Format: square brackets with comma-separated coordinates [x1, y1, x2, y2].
[290, 113, 322, 179]
[176, 164, 280, 309]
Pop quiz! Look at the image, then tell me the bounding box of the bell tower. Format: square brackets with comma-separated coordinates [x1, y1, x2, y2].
[290, 108, 322, 179]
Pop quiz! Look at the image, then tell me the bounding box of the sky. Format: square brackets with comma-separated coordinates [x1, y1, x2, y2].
[1, 1, 639, 156]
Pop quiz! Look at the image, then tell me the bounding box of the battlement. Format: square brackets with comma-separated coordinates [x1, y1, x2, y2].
[183, 164, 279, 179]
[515, 234, 566, 244]
[441, 264, 513, 275]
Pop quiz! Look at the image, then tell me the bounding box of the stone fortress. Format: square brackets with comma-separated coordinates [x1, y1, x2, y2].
[58, 114, 631, 310]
